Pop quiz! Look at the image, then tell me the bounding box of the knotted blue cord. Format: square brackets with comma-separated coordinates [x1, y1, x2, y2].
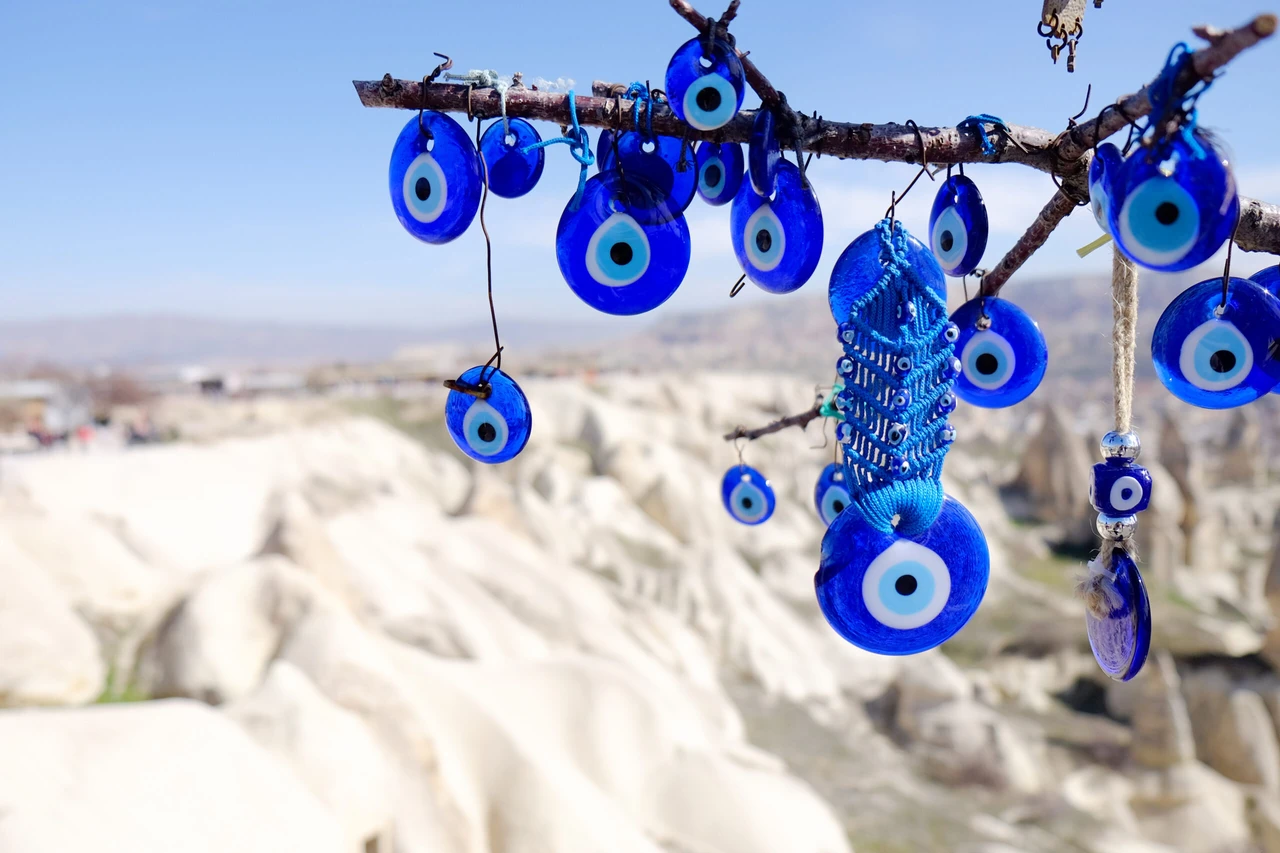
[1142, 42, 1210, 157]
[959, 114, 1014, 156]
[624, 82, 657, 140]
[837, 219, 956, 535]
[522, 89, 595, 209]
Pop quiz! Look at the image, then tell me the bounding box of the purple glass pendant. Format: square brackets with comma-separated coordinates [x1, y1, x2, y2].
[478, 118, 544, 199]
[695, 141, 744, 206]
[664, 36, 746, 131]
[730, 159, 823, 294]
[1083, 550, 1152, 682]
[596, 130, 696, 223]
[389, 111, 482, 244]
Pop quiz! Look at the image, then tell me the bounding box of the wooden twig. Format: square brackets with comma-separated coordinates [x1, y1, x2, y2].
[981, 190, 1081, 296]
[723, 406, 822, 442]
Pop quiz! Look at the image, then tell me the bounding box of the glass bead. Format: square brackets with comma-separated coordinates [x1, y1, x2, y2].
[1109, 129, 1239, 272]
[596, 131, 696, 223]
[1151, 277, 1280, 408]
[814, 463, 851, 527]
[555, 171, 691, 316]
[748, 108, 780, 197]
[837, 357, 855, 377]
[1089, 142, 1122, 233]
[950, 297, 1047, 408]
[722, 465, 775, 525]
[829, 225, 945, 323]
[444, 366, 532, 464]
[1085, 550, 1151, 682]
[389, 111, 482, 244]
[890, 389, 912, 410]
[478, 118, 544, 199]
[928, 174, 989, 277]
[835, 422, 854, 443]
[1250, 265, 1280, 299]
[816, 495, 989, 655]
[886, 423, 909, 445]
[836, 321, 856, 344]
[664, 36, 746, 131]
[939, 423, 957, 444]
[1100, 430, 1141, 460]
[730, 159, 824, 294]
[943, 322, 960, 343]
[1090, 460, 1152, 515]
[938, 391, 957, 414]
[695, 141, 744, 206]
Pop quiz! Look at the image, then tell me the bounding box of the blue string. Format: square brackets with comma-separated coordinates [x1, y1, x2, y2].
[1142, 42, 1210, 157]
[624, 82, 659, 140]
[837, 218, 956, 535]
[958, 114, 1013, 157]
[522, 89, 595, 209]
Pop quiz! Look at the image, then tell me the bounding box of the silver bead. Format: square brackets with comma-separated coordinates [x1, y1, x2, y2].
[1096, 513, 1138, 541]
[1100, 431, 1141, 460]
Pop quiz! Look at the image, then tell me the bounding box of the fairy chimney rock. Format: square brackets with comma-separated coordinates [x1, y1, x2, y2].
[1007, 405, 1093, 543]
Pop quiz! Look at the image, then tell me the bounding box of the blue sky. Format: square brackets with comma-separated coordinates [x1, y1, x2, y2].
[2, 0, 1278, 332]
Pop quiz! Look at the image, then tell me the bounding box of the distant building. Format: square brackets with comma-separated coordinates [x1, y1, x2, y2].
[0, 380, 92, 433]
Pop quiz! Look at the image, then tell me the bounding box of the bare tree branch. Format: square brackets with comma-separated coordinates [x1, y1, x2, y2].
[723, 406, 822, 442]
[981, 190, 1081, 297]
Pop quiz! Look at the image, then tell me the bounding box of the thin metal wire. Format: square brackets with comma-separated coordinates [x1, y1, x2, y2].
[729, 273, 747, 297]
[1220, 208, 1243, 310]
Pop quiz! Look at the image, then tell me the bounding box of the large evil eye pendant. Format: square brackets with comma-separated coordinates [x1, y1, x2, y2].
[816, 496, 989, 655]
[1085, 551, 1152, 682]
[1089, 143, 1122, 233]
[722, 465, 776, 525]
[389, 111, 482, 244]
[748, 109, 781, 197]
[730, 159, 823, 294]
[596, 132, 696, 223]
[1151, 277, 1280, 408]
[695, 141, 744, 206]
[444, 367, 532, 464]
[829, 225, 946, 323]
[950, 298, 1048, 408]
[478, 118, 544, 199]
[1110, 130, 1239, 271]
[929, 175, 988, 277]
[665, 37, 746, 131]
[814, 463, 851, 527]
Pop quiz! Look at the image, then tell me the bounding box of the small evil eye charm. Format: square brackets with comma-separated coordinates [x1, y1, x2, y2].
[478, 118, 544, 199]
[1084, 551, 1152, 682]
[814, 463, 851, 527]
[1110, 129, 1239, 271]
[389, 111, 482, 244]
[943, 322, 960, 344]
[596, 132, 696, 223]
[837, 321, 856, 345]
[888, 455, 910, 477]
[939, 423, 957, 445]
[730, 159, 824, 294]
[555, 171, 692, 316]
[748, 109, 781, 197]
[929, 175, 989, 277]
[1090, 460, 1153, 515]
[444, 367, 532, 464]
[1151, 277, 1280, 408]
[886, 423, 909, 446]
[1089, 143, 1122, 233]
[829, 224, 945, 323]
[695, 141, 744, 206]
[938, 390, 958, 415]
[890, 388, 912, 410]
[835, 421, 855, 444]
[665, 37, 746, 131]
[950, 297, 1048, 408]
[816, 496, 990, 655]
[722, 465, 775, 525]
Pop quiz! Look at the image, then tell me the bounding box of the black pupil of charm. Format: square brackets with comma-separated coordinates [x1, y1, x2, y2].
[477, 422, 497, 442]
[704, 164, 722, 187]
[1209, 350, 1237, 373]
[940, 231, 954, 252]
[1121, 488, 1133, 500]
[695, 87, 722, 112]
[975, 353, 1000, 375]
[756, 229, 772, 253]
[741, 497, 753, 509]
[415, 177, 431, 201]
[895, 575, 918, 596]
[832, 500, 844, 513]
[1155, 201, 1180, 225]
[610, 242, 634, 265]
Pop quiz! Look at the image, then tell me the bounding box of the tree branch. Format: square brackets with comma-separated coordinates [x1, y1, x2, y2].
[724, 406, 822, 442]
[981, 190, 1081, 296]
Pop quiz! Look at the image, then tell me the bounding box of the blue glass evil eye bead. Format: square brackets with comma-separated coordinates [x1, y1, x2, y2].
[950, 298, 1047, 408]
[478, 118, 544, 199]
[748, 109, 781, 197]
[1089, 143, 1123, 233]
[1250, 265, 1280, 300]
[816, 496, 989, 656]
[1085, 551, 1151, 682]
[596, 132, 696, 223]
[929, 175, 988, 278]
[665, 37, 746, 131]
[444, 367, 532, 464]
[1090, 460, 1153, 516]
[814, 463, 851, 527]
[829, 225, 945, 323]
[695, 141, 744, 206]
[1151, 277, 1280, 408]
[389, 111, 482, 244]
[556, 171, 692, 316]
[731, 159, 823, 294]
[722, 465, 775, 525]
[1109, 129, 1239, 271]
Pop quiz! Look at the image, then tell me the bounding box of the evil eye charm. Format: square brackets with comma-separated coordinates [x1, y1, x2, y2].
[1089, 143, 1122, 233]
[1090, 460, 1153, 515]
[938, 391, 957, 415]
[389, 111, 482, 244]
[950, 298, 1047, 408]
[1151, 276, 1280, 408]
[928, 175, 988, 277]
[555, 171, 692, 316]
[829, 224, 945, 323]
[939, 423, 957, 445]
[835, 422, 855, 443]
[748, 109, 781, 197]
[1250, 265, 1280, 300]
[444, 366, 532, 464]
[890, 389, 912, 410]
[816, 496, 990, 655]
[665, 37, 746, 131]
[730, 159, 823, 294]
[814, 463, 851, 527]
[596, 131, 696, 223]
[1110, 129, 1239, 271]
[885, 423, 909, 446]
[695, 141, 744, 206]
[722, 465, 775, 525]
[1085, 551, 1151, 682]
[478, 118, 544, 199]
